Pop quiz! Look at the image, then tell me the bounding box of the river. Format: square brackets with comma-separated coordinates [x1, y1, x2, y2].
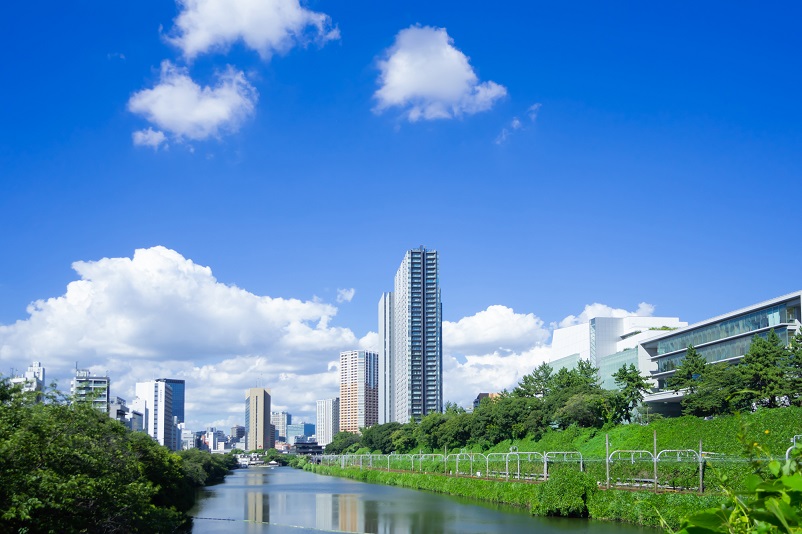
[191, 467, 660, 533]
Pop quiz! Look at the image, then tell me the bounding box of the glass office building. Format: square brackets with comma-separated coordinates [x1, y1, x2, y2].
[643, 291, 802, 396]
[157, 378, 185, 423]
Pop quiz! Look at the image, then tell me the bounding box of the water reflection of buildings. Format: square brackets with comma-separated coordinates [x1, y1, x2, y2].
[246, 472, 269, 529]
[314, 494, 382, 533]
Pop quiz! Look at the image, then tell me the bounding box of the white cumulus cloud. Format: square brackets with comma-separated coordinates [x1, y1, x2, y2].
[336, 287, 355, 303]
[442, 301, 656, 408]
[0, 246, 363, 427]
[444, 305, 549, 356]
[443, 346, 553, 407]
[128, 61, 257, 142]
[374, 25, 506, 121]
[167, 0, 340, 60]
[132, 128, 168, 149]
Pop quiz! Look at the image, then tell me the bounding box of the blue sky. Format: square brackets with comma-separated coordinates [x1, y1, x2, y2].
[2, 1, 801, 429]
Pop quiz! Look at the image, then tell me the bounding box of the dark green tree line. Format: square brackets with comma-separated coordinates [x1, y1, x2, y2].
[0, 378, 236, 533]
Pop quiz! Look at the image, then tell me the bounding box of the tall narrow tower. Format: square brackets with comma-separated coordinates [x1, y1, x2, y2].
[379, 247, 442, 423]
[245, 388, 274, 451]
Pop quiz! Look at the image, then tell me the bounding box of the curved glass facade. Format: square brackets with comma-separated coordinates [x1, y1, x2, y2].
[656, 327, 789, 373]
[656, 305, 787, 355]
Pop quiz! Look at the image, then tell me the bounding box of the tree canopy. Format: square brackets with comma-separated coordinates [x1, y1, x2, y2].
[0, 378, 235, 532]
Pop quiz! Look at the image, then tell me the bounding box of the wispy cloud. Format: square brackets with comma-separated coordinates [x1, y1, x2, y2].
[336, 288, 356, 303]
[495, 102, 541, 145]
[132, 128, 168, 150]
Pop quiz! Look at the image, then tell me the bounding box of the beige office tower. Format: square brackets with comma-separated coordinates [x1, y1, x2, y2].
[245, 387, 275, 451]
[339, 350, 378, 433]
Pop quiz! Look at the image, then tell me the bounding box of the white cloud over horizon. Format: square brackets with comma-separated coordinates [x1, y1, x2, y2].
[0, 245, 656, 427]
[128, 61, 257, 143]
[167, 0, 340, 60]
[375, 26, 506, 121]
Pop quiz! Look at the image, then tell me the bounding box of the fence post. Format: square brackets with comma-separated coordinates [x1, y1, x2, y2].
[699, 440, 703, 494]
[605, 434, 610, 489]
[543, 452, 548, 481]
[653, 430, 658, 493]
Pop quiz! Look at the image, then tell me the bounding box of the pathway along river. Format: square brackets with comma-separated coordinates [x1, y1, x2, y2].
[190, 467, 660, 534]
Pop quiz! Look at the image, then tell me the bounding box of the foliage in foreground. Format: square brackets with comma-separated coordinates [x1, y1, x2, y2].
[672, 442, 802, 533]
[0, 379, 235, 533]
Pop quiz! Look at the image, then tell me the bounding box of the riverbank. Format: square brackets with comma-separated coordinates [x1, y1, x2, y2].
[306, 464, 726, 529]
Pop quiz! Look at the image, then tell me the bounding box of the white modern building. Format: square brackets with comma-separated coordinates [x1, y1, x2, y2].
[339, 350, 378, 433]
[270, 411, 291, 443]
[134, 380, 177, 450]
[316, 397, 340, 447]
[550, 315, 687, 389]
[10, 361, 45, 396]
[71, 369, 111, 413]
[643, 291, 802, 413]
[379, 247, 442, 424]
[378, 292, 393, 424]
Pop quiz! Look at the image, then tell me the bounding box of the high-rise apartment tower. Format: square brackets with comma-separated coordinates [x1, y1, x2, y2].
[378, 247, 442, 424]
[339, 350, 378, 432]
[316, 397, 340, 447]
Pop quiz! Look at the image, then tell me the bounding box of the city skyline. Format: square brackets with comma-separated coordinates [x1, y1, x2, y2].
[2, 2, 802, 428]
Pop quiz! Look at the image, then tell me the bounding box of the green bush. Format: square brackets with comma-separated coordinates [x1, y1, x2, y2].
[588, 490, 726, 529]
[530, 466, 597, 517]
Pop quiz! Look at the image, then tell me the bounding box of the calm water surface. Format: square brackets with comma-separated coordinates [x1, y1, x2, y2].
[191, 467, 659, 534]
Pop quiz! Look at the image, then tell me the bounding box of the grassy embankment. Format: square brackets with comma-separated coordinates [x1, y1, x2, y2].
[307, 408, 802, 529]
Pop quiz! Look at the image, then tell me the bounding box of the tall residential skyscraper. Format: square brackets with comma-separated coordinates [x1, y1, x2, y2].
[316, 397, 340, 447]
[134, 380, 176, 450]
[339, 350, 378, 433]
[378, 293, 393, 424]
[246, 388, 274, 451]
[379, 247, 442, 423]
[158, 378, 185, 423]
[270, 411, 292, 442]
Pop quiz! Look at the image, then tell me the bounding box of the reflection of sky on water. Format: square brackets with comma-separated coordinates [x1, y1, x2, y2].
[192, 467, 659, 534]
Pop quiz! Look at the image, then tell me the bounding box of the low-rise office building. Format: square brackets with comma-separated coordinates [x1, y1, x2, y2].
[643, 291, 802, 414]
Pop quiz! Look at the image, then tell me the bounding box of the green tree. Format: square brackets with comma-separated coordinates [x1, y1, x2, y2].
[390, 425, 417, 453]
[739, 330, 786, 409]
[665, 344, 707, 395]
[555, 390, 618, 428]
[414, 412, 447, 450]
[361, 422, 402, 453]
[786, 330, 802, 407]
[681, 362, 743, 417]
[439, 413, 472, 450]
[612, 363, 651, 423]
[513, 363, 553, 398]
[324, 431, 361, 454]
[0, 378, 187, 532]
